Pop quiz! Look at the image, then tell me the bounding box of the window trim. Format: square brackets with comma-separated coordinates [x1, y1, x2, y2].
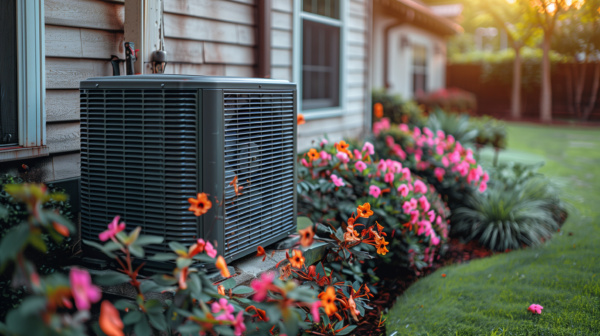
[293, 0, 347, 120]
[1, 0, 48, 162]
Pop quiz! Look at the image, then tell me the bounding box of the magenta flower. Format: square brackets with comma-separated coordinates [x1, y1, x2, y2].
[251, 272, 275, 302]
[212, 298, 235, 321]
[377, 159, 387, 173]
[384, 172, 395, 183]
[393, 145, 407, 160]
[205, 241, 217, 258]
[427, 210, 435, 222]
[441, 156, 450, 167]
[355, 161, 367, 173]
[362, 142, 375, 156]
[70, 267, 101, 310]
[310, 301, 321, 323]
[336, 152, 349, 164]
[528, 304, 543, 314]
[397, 184, 409, 197]
[417, 220, 432, 236]
[479, 181, 487, 193]
[99, 216, 126, 242]
[430, 233, 440, 246]
[233, 311, 246, 336]
[434, 167, 445, 182]
[413, 180, 428, 194]
[320, 138, 328, 147]
[409, 210, 420, 224]
[399, 123, 409, 132]
[436, 130, 445, 139]
[418, 196, 430, 212]
[331, 174, 345, 187]
[320, 151, 332, 161]
[482, 172, 490, 183]
[369, 185, 382, 198]
[401, 168, 411, 181]
[301, 158, 311, 167]
[402, 201, 413, 213]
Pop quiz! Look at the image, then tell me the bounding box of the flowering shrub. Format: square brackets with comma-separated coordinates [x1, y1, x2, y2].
[372, 89, 425, 127]
[0, 183, 381, 336]
[297, 139, 450, 271]
[372, 118, 489, 212]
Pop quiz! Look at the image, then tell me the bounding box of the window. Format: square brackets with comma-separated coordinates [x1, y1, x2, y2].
[412, 44, 428, 96]
[0, 0, 46, 161]
[300, 0, 343, 111]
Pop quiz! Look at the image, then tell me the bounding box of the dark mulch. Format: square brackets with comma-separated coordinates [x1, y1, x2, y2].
[354, 238, 496, 336]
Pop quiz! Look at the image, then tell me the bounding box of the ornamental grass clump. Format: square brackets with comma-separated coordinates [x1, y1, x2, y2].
[297, 139, 450, 271]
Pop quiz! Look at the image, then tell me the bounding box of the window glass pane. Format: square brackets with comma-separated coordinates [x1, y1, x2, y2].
[302, 19, 340, 110]
[0, 0, 18, 146]
[412, 45, 427, 95]
[303, 0, 340, 19]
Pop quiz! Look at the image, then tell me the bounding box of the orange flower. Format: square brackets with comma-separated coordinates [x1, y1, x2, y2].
[279, 263, 292, 280]
[216, 256, 231, 278]
[299, 226, 314, 247]
[297, 113, 306, 125]
[374, 102, 384, 119]
[99, 301, 124, 336]
[188, 193, 212, 216]
[307, 148, 320, 161]
[348, 295, 361, 321]
[375, 236, 389, 255]
[178, 267, 189, 289]
[318, 286, 338, 316]
[288, 249, 305, 269]
[357, 203, 374, 218]
[229, 176, 243, 196]
[442, 274, 446, 278]
[245, 305, 269, 321]
[344, 230, 360, 243]
[335, 140, 353, 158]
[256, 246, 267, 261]
[218, 285, 226, 296]
[52, 222, 70, 237]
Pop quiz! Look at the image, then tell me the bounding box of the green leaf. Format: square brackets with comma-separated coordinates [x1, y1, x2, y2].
[187, 273, 202, 295]
[219, 277, 237, 290]
[0, 224, 29, 264]
[150, 274, 178, 286]
[192, 254, 216, 263]
[297, 216, 313, 231]
[231, 285, 254, 295]
[169, 241, 187, 254]
[129, 244, 145, 258]
[150, 253, 176, 261]
[134, 235, 164, 247]
[337, 325, 357, 335]
[140, 280, 167, 294]
[44, 211, 75, 232]
[133, 316, 152, 336]
[113, 299, 137, 311]
[28, 234, 47, 253]
[94, 270, 131, 286]
[83, 239, 117, 258]
[213, 325, 235, 335]
[18, 296, 46, 316]
[148, 312, 168, 331]
[122, 310, 142, 325]
[178, 323, 202, 335]
[176, 257, 193, 269]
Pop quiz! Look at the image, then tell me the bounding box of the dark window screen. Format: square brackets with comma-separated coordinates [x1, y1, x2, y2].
[1, 0, 18, 146]
[412, 45, 427, 96]
[302, 19, 340, 110]
[302, 0, 340, 19]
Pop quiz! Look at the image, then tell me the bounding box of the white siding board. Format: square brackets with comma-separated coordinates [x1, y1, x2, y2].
[51, 153, 81, 181]
[272, 49, 292, 67]
[45, 26, 124, 59]
[164, 38, 204, 63]
[47, 122, 80, 154]
[45, 0, 124, 31]
[165, 14, 254, 45]
[272, 0, 292, 12]
[47, 90, 79, 122]
[204, 43, 255, 65]
[165, 0, 255, 25]
[271, 67, 292, 81]
[236, 25, 256, 46]
[166, 63, 226, 76]
[225, 65, 255, 77]
[272, 11, 292, 30]
[46, 58, 112, 89]
[272, 29, 292, 49]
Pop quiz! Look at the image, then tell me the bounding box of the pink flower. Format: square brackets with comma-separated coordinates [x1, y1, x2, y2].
[528, 304, 543, 314]
[205, 242, 217, 258]
[418, 196, 430, 212]
[320, 151, 332, 161]
[447, 135, 455, 145]
[362, 142, 375, 156]
[355, 161, 367, 173]
[479, 182, 487, 193]
[301, 158, 311, 167]
[233, 311, 246, 336]
[393, 145, 407, 160]
[423, 127, 433, 138]
[413, 180, 428, 194]
[482, 172, 490, 183]
[427, 210, 436, 222]
[377, 159, 387, 173]
[441, 156, 449, 167]
[413, 127, 421, 137]
[431, 234, 440, 246]
[434, 167, 445, 182]
[402, 201, 413, 213]
[449, 150, 461, 164]
[465, 149, 476, 164]
[410, 198, 418, 209]
[401, 168, 411, 181]
[410, 210, 420, 224]
[70, 268, 101, 310]
[436, 130, 445, 139]
[353, 149, 362, 160]
[369, 185, 382, 198]
[457, 161, 470, 177]
[435, 145, 445, 156]
[417, 220, 432, 236]
[336, 152, 349, 164]
[212, 298, 235, 321]
[99, 216, 126, 242]
[384, 172, 395, 184]
[310, 301, 321, 323]
[320, 139, 328, 147]
[251, 272, 275, 302]
[385, 136, 395, 147]
[397, 184, 409, 197]
[399, 124, 410, 132]
[331, 174, 345, 187]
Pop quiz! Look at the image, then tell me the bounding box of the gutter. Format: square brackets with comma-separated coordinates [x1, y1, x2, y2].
[257, 0, 272, 78]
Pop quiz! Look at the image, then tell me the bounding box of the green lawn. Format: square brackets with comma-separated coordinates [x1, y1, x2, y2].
[386, 124, 600, 336]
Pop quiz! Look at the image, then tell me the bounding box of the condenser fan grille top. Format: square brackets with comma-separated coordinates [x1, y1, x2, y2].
[79, 75, 297, 264]
[222, 90, 296, 259]
[80, 89, 200, 255]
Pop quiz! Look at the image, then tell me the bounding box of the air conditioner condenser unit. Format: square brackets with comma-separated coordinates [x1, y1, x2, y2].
[80, 75, 297, 264]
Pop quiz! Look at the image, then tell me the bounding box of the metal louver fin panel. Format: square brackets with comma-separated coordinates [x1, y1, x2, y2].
[222, 90, 296, 259]
[80, 89, 199, 255]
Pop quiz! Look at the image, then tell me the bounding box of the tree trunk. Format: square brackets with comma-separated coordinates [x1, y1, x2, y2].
[540, 34, 552, 122]
[574, 61, 586, 117]
[511, 47, 523, 119]
[566, 65, 574, 115]
[582, 62, 600, 120]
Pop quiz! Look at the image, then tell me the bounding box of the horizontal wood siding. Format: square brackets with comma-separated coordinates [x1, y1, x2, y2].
[271, 0, 292, 81]
[298, 0, 369, 150]
[163, 0, 257, 77]
[43, 0, 125, 182]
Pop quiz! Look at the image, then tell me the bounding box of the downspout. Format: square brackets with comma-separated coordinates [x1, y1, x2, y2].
[364, 0, 374, 137]
[383, 21, 404, 89]
[257, 0, 272, 78]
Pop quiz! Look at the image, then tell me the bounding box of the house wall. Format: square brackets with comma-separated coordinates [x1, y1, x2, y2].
[371, 10, 447, 99]
[296, 0, 370, 150]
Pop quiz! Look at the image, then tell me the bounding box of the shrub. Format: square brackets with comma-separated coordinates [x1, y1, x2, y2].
[372, 89, 425, 127]
[451, 162, 566, 251]
[297, 139, 451, 271]
[425, 108, 478, 145]
[416, 88, 477, 115]
[371, 119, 488, 212]
[470, 116, 507, 150]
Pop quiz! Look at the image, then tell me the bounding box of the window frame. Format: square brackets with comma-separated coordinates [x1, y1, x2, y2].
[0, 0, 47, 162]
[293, 0, 347, 120]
